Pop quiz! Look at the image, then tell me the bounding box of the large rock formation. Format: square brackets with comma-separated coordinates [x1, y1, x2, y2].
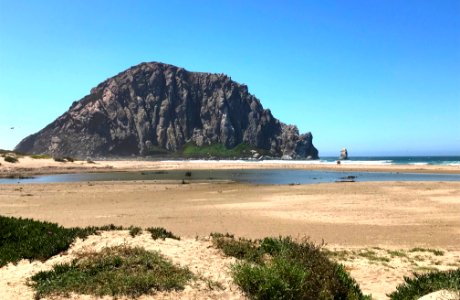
[15, 62, 318, 159]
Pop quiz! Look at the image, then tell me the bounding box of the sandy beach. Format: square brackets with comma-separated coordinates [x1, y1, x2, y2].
[1, 157, 459, 299]
[1, 156, 459, 177]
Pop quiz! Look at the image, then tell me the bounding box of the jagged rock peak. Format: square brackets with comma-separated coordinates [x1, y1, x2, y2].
[15, 62, 318, 159]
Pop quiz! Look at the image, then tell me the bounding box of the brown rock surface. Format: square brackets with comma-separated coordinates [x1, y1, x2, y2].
[15, 62, 318, 159]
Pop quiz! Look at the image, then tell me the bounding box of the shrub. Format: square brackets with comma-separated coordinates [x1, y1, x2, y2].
[388, 268, 460, 300]
[0, 216, 123, 267]
[129, 226, 143, 237]
[146, 227, 180, 240]
[4, 155, 18, 163]
[213, 235, 370, 300]
[30, 246, 193, 299]
[409, 247, 445, 256]
[210, 232, 235, 239]
[0, 216, 89, 267]
[30, 154, 52, 159]
[233, 256, 310, 299]
[82, 224, 124, 232]
[212, 236, 263, 263]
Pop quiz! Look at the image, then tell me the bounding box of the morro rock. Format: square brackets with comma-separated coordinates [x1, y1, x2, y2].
[15, 62, 319, 159]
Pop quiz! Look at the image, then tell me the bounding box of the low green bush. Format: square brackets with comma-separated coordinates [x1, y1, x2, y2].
[212, 236, 264, 263]
[409, 247, 445, 256]
[210, 232, 235, 239]
[388, 268, 460, 300]
[0, 216, 88, 267]
[213, 235, 371, 300]
[129, 226, 143, 237]
[0, 216, 122, 267]
[30, 246, 193, 299]
[233, 255, 310, 299]
[146, 227, 180, 240]
[4, 155, 18, 163]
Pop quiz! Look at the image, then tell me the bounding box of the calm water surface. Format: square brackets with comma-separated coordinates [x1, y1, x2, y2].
[1, 169, 459, 185]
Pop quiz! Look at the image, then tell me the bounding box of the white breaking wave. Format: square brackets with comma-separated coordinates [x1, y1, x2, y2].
[442, 162, 460, 166]
[161, 159, 394, 166]
[336, 160, 393, 165]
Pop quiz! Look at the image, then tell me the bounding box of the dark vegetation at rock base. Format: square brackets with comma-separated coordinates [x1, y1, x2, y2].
[15, 62, 318, 160]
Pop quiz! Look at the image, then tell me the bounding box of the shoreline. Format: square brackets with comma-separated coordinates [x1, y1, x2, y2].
[1, 157, 459, 178]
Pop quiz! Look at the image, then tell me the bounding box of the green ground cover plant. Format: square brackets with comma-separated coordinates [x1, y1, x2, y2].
[212, 234, 371, 300]
[30, 246, 193, 299]
[409, 247, 445, 256]
[4, 155, 18, 163]
[0, 216, 179, 268]
[211, 235, 263, 263]
[357, 249, 391, 263]
[388, 268, 460, 300]
[128, 226, 143, 237]
[146, 227, 180, 240]
[0, 216, 123, 267]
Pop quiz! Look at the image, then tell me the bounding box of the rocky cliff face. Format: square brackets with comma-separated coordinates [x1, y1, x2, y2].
[15, 62, 318, 159]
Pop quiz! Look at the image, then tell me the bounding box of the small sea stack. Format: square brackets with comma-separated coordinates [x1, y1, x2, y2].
[340, 148, 348, 160]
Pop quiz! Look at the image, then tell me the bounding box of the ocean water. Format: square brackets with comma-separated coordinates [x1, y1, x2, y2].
[177, 156, 460, 166]
[317, 156, 460, 166]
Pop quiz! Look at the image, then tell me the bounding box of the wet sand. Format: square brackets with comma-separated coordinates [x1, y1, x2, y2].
[1, 156, 459, 178]
[1, 180, 459, 248]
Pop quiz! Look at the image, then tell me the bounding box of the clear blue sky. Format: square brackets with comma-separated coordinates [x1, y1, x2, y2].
[1, 0, 459, 156]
